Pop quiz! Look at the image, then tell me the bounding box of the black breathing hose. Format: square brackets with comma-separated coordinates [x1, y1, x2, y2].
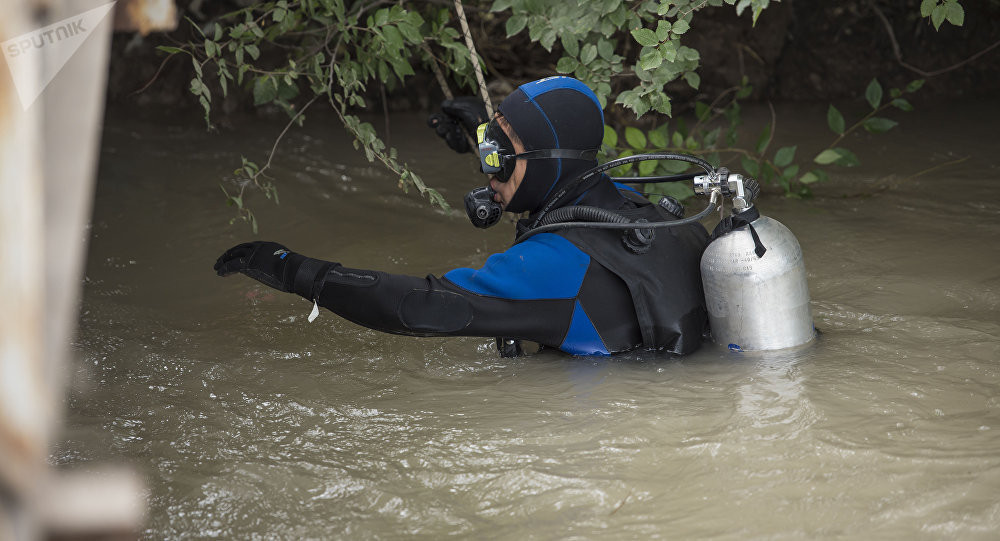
[515, 195, 719, 244]
[532, 153, 716, 228]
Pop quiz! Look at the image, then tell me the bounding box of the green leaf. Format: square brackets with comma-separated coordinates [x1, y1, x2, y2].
[864, 78, 883, 110]
[625, 126, 647, 150]
[383, 25, 404, 50]
[581, 43, 598, 64]
[920, 0, 936, 17]
[658, 182, 696, 201]
[657, 40, 677, 62]
[655, 20, 672, 41]
[906, 79, 925, 93]
[863, 117, 898, 133]
[540, 27, 557, 51]
[639, 51, 662, 71]
[740, 156, 760, 178]
[253, 77, 277, 105]
[827, 105, 845, 135]
[931, 4, 946, 30]
[891, 98, 914, 111]
[491, 0, 514, 12]
[648, 126, 669, 148]
[556, 56, 578, 74]
[603, 125, 618, 148]
[245, 44, 261, 61]
[397, 21, 422, 43]
[814, 147, 860, 167]
[156, 45, 185, 55]
[639, 159, 657, 176]
[631, 28, 658, 47]
[597, 38, 615, 60]
[813, 149, 840, 165]
[774, 145, 797, 168]
[946, 1, 964, 25]
[782, 164, 800, 180]
[799, 171, 819, 184]
[684, 71, 700, 90]
[506, 14, 527, 36]
[672, 19, 690, 35]
[561, 34, 580, 57]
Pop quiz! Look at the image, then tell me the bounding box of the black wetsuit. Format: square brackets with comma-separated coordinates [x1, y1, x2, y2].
[292, 177, 709, 356]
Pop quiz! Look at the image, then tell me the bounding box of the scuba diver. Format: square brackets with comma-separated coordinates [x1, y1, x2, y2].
[214, 77, 710, 356]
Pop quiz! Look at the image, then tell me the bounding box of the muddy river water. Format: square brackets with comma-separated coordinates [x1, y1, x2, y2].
[57, 101, 1000, 539]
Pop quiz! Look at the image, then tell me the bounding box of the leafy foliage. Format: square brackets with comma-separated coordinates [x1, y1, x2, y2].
[920, 0, 965, 30]
[163, 1, 489, 229]
[161, 0, 940, 228]
[494, 0, 771, 118]
[600, 77, 924, 199]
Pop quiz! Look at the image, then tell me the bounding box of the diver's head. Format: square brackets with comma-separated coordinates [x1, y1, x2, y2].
[493, 77, 604, 214]
[465, 77, 603, 228]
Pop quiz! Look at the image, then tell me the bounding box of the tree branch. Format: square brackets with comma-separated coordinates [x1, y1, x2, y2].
[872, 3, 1000, 78]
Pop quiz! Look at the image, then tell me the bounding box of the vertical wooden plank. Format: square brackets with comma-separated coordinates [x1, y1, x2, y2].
[1, 0, 137, 538]
[0, 1, 48, 527]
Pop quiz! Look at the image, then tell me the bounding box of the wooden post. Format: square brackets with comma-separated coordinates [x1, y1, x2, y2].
[0, 0, 47, 537]
[0, 0, 172, 538]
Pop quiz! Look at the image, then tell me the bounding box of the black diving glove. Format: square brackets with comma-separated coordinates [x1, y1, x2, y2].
[214, 241, 330, 298]
[427, 96, 488, 154]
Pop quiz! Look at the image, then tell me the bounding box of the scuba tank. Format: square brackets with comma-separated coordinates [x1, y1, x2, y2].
[695, 169, 815, 351]
[514, 153, 815, 353]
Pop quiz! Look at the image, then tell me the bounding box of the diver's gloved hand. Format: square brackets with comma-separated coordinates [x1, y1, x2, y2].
[427, 96, 488, 154]
[214, 241, 330, 298]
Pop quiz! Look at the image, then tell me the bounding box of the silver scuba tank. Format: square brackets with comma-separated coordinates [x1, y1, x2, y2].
[694, 173, 815, 351]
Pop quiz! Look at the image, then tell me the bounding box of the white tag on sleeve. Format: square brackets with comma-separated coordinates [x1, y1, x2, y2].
[307, 300, 319, 323]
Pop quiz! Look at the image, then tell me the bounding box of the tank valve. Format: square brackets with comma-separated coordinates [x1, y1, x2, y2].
[694, 168, 753, 211]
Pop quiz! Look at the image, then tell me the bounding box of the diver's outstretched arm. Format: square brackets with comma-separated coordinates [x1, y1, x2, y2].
[213, 241, 578, 347]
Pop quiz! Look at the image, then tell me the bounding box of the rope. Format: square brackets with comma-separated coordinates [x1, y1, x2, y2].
[422, 44, 455, 101]
[453, 0, 494, 118]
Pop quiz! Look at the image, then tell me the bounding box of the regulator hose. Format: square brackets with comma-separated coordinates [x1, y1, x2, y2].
[515, 195, 719, 245]
[532, 153, 716, 229]
[537, 205, 631, 227]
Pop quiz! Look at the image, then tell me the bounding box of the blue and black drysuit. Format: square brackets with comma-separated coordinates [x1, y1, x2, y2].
[219, 77, 710, 355]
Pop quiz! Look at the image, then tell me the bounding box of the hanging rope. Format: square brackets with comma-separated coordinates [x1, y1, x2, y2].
[453, 0, 494, 118]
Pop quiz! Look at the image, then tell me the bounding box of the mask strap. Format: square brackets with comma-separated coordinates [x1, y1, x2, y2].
[512, 149, 598, 161]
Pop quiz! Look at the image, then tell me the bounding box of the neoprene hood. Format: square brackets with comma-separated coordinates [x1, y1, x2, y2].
[497, 77, 605, 214]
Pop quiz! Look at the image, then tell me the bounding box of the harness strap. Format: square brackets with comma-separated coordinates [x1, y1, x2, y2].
[710, 206, 767, 258]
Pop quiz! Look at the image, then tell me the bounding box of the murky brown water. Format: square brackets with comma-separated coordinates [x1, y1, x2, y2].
[57, 101, 1000, 539]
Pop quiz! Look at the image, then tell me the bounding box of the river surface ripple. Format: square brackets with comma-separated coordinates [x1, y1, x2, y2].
[59, 103, 1000, 539]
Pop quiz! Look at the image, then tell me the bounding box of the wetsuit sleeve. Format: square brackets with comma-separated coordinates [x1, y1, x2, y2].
[297, 234, 590, 348]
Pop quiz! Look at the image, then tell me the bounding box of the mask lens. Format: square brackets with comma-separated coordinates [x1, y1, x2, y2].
[477, 120, 516, 181]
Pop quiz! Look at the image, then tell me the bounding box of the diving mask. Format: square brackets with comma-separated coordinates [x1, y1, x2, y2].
[476, 119, 600, 183]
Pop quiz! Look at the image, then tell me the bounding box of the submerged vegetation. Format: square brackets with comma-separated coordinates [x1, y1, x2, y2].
[155, 0, 970, 230]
